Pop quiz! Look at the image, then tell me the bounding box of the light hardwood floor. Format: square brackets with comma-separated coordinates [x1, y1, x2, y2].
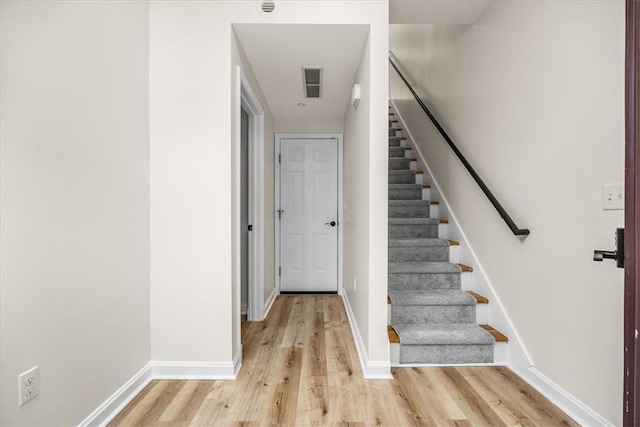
[109, 295, 578, 426]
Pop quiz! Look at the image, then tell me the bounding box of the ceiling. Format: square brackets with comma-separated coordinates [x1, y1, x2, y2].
[233, 24, 369, 122]
[390, 0, 491, 24]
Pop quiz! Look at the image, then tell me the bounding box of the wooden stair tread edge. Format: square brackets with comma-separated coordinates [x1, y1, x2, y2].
[466, 291, 488, 304]
[428, 200, 439, 205]
[439, 219, 449, 224]
[388, 291, 486, 304]
[422, 185, 431, 189]
[388, 325, 401, 343]
[479, 324, 509, 342]
[387, 291, 488, 304]
[448, 240, 460, 246]
[389, 324, 507, 343]
[415, 171, 424, 174]
[458, 264, 473, 272]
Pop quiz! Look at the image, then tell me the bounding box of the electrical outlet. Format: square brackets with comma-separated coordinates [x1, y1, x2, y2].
[603, 183, 624, 210]
[18, 366, 39, 406]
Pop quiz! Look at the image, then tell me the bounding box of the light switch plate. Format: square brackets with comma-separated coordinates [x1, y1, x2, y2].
[603, 183, 624, 210]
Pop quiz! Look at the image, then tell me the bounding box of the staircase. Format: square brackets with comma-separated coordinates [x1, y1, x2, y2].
[387, 105, 508, 365]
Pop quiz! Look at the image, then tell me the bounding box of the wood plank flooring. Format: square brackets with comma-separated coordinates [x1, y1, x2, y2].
[109, 295, 578, 426]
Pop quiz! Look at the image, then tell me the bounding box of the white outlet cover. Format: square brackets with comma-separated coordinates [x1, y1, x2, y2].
[18, 366, 39, 406]
[603, 183, 624, 210]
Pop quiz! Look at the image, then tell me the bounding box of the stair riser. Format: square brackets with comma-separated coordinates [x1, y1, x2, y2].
[389, 158, 410, 170]
[389, 172, 416, 184]
[389, 224, 438, 238]
[389, 205, 430, 218]
[389, 188, 421, 200]
[439, 223, 448, 239]
[391, 344, 494, 364]
[387, 303, 488, 325]
[389, 147, 406, 157]
[389, 137, 402, 147]
[389, 128, 398, 137]
[388, 246, 448, 262]
[388, 273, 461, 290]
[391, 305, 476, 324]
[429, 203, 438, 218]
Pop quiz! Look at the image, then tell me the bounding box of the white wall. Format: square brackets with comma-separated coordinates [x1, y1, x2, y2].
[275, 117, 344, 133]
[344, 31, 391, 374]
[0, 1, 150, 425]
[150, 1, 234, 363]
[344, 35, 372, 359]
[390, 1, 624, 423]
[150, 0, 389, 372]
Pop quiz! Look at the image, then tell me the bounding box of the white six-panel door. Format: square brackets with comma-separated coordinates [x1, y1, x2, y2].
[279, 138, 338, 292]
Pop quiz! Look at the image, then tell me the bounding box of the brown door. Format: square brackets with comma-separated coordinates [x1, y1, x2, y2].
[625, 1, 640, 424]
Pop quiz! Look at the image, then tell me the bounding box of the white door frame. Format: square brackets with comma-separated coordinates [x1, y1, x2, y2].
[275, 133, 344, 294]
[237, 68, 265, 321]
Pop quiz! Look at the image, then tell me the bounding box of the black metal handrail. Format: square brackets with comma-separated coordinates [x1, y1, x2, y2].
[389, 57, 530, 236]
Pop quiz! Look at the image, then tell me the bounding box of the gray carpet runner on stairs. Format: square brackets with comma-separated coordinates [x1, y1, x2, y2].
[388, 119, 495, 364]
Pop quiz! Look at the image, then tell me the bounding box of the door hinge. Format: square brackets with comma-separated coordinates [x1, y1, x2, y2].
[279, 267, 281, 276]
[278, 154, 281, 163]
[248, 224, 252, 231]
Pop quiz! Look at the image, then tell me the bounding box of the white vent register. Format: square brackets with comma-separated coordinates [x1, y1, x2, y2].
[302, 67, 323, 98]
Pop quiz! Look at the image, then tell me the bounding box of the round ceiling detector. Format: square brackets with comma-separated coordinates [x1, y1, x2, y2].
[259, 1, 277, 17]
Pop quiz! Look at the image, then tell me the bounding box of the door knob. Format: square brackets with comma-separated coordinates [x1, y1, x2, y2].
[325, 221, 337, 227]
[593, 228, 625, 268]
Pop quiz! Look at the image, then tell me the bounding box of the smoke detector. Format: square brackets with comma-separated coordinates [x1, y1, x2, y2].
[258, 1, 277, 17]
[302, 67, 323, 99]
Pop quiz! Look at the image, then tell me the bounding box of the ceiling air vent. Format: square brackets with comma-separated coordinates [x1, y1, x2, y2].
[259, 1, 276, 16]
[302, 67, 323, 99]
[261, 1, 275, 13]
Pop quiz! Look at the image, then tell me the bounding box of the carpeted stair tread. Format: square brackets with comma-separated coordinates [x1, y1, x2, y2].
[389, 218, 439, 225]
[389, 171, 417, 184]
[389, 184, 421, 189]
[388, 171, 416, 178]
[388, 238, 448, 247]
[388, 290, 476, 306]
[388, 262, 461, 274]
[389, 200, 431, 206]
[387, 105, 500, 364]
[392, 323, 495, 345]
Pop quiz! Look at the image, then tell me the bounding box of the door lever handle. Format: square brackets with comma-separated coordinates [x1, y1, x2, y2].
[593, 250, 617, 262]
[593, 228, 625, 268]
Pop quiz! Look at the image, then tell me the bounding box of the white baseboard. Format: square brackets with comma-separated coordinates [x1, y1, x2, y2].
[79, 354, 243, 426]
[512, 367, 613, 427]
[263, 288, 277, 319]
[233, 347, 243, 377]
[151, 358, 239, 380]
[78, 362, 153, 427]
[341, 292, 392, 379]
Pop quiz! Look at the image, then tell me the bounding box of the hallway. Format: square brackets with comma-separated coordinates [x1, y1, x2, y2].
[109, 295, 576, 426]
